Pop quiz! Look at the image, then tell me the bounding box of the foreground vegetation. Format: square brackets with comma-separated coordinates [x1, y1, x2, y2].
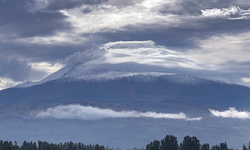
[0, 135, 249, 150]
[145, 135, 249, 150]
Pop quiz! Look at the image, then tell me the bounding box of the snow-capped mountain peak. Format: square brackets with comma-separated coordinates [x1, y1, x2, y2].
[16, 64, 225, 88]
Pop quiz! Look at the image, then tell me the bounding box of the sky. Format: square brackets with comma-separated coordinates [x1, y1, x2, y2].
[1, 0, 250, 90]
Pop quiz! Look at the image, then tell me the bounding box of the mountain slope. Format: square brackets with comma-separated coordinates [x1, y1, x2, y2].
[1, 66, 250, 109]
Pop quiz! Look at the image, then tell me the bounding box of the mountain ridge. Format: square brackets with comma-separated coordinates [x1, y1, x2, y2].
[0, 64, 248, 110]
[16, 64, 230, 88]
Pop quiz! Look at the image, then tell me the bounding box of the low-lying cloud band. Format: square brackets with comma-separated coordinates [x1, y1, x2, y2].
[209, 107, 250, 119]
[35, 104, 202, 121]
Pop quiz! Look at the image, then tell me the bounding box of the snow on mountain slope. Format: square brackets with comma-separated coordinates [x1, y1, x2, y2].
[16, 63, 226, 88]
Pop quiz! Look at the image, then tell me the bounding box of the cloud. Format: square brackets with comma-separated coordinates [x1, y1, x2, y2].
[0, 0, 71, 39]
[190, 32, 250, 64]
[27, 0, 108, 11]
[63, 40, 205, 71]
[0, 77, 21, 91]
[201, 5, 250, 19]
[186, 31, 250, 86]
[5, 1, 250, 51]
[35, 104, 202, 121]
[15, 0, 186, 45]
[15, 1, 250, 50]
[29, 62, 64, 81]
[242, 78, 250, 83]
[60, 40, 250, 87]
[63, 45, 106, 65]
[0, 56, 31, 81]
[1, 0, 250, 90]
[146, 0, 250, 16]
[209, 107, 250, 119]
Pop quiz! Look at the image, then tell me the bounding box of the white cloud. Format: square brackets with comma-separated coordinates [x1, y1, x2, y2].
[0, 62, 64, 90]
[64, 0, 182, 34]
[183, 28, 250, 87]
[98, 41, 200, 69]
[201, 5, 250, 19]
[209, 107, 250, 119]
[190, 31, 250, 65]
[64, 40, 205, 71]
[35, 104, 202, 121]
[29, 62, 64, 81]
[30, 62, 64, 75]
[19, 2, 250, 47]
[0, 77, 21, 91]
[242, 78, 250, 83]
[139, 0, 176, 9]
[14, 0, 186, 45]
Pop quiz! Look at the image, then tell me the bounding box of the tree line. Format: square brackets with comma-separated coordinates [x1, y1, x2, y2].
[146, 135, 250, 150]
[0, 141, 120, 150]
[0, 135, 249, 150]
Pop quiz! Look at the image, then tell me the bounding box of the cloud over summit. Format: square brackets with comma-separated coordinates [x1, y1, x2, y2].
[63, 40, 203, 71]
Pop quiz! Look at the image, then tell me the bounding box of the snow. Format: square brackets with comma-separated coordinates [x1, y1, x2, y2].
[16, 64, 226, 88]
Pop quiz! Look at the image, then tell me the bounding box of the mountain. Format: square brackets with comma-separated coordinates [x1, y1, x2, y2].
[1, 64, 250, 149]
[16, 63, 217, 88]
[0, 64, 249, 110]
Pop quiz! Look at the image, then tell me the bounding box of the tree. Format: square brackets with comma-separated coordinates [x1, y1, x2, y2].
[160, 135, 178, 150]
[146, 140, 160, 150]
[95, 144, 105, 150]
[243, 145, 248, 150]
[219, 143, 227, 150]
[180, 136, 200, 150]
[201, 143, 209, 150]
[211, 145, 220, 150]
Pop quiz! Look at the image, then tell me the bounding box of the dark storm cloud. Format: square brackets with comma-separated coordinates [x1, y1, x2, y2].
[1, 0, 249, 60]
[0, 43, 91, 63]
[158, 1, 202, 15]
[81, 5, 110, 14]
[107, 0, 142, 7]
[91, 17, 250, 50]
[0, 57, 31, 81]
[43, 0, 108, 11]
[0, 34, 104, 63]
[90, 26, 199, 50]
[0, 0, 71, 38]
[81, 6, 93, 13]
